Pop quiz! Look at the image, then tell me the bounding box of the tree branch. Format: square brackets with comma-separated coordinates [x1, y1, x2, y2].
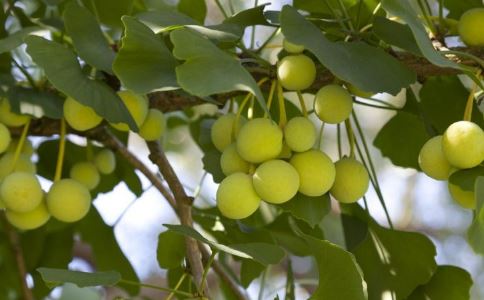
[146, 141, 206, 295]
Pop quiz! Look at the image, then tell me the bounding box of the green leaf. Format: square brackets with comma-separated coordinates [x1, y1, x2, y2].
[381, 0, 459, 70]
[63, 2, 115, 73]
[407, 265, 473, 300]
[165, 224, 284, 265]
[280, 193, 330, 228]
[305, 236, 366, 300]
[37, 268, 121, 288]
[223, 5, 270, 28]
[280, 5, 416, 95]
[77, 209, 139, 294]
[7, 86, 64, 119]
[467, 177, 484, 254]
[170, 28, 267, 113]
[373, 17, 421, 56]
[137, 10, 199, 28]
[240, 259, 265, 288]
[449, 167, 484, 192]
[352, 223, 437, 299]
[294, 0, 357, 14]
[0, 27, 40, 54]
[178, 0, 206, 24]
[113, 16, 178, 94]
[157, 231, 186, 269]
[444, 0, 483, 19]
[81, 0, 134, 28]
[25, 36, 137, 130]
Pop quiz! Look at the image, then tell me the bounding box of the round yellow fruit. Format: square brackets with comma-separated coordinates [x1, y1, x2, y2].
[47, 179, 91, 223]
[139, 109, 166, 141]
[70, 162, 101, 191]
[345, 83, 374, 99]
[330, 157, 370, 203]
[94, 149, 116, 174]
[220, 144, 250, 176]
[314, 84, 353, 124]
[418, 136, 452, 180]
[458, 8, 484, 46]
[290, 150, 335, 196]
[1, 172, 43, 213]
[448, 182, 475, 209]
[0, 98, 30, 127]
[6, 202, 50, 230]
[442, 121, 484, 169]
[63, 97, 103, 131]
[7, 138, 34, 156]
[283, 39, 304, 54]
[253, 160, 300, 204]
[0, 123, 11, 154]
[0, 153, 36, 180]
[277, 55, 316, 91]
[110, 91, 149, 132]
[236, 118, 283, 163]
[284, 116, 316, 152]
[211, 114, 245, 152]
[216, 172, 261, 219]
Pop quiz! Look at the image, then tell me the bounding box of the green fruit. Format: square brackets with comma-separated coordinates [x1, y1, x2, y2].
[220, 144, 250, 176]
[94, 149, 116, 174]
[284, 117, 316, 152]
[277, 55, 316, 91]
[290, 150, 335, 196]
[70, 162, 101, 191]
[0, 98, 30, 127]
[314, 84, 353, 124]
[448, 182, 475, 209]
[330, 157, 369, 203]
[283, 39, 304, 54]
[236, 118, 283, 163]
[111, 91, 149, 132]
[47, 179, 91, 223]
[6, 202, 50, 230]
[0, 123, 11, 154]
[63, 97, 103, 131]
[211, 114, 245, 152]
[253, 159, 299, 204]
[7, 138, 34, 156]
[139, 109, 166, 141]
[418, 136, 452, 180]
[458, 8, 484, 46]
[216, 172, 261, 219]
[345, 83, 374, 99]
[442, 121, 484, 169]
[1, 172, 43, 213]
[0, 153, 36, 180]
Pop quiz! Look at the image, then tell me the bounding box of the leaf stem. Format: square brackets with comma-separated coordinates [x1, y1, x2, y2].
[344, 119, 355, 158]
[318, 122, 325, 149]
[277, 81, 287, 127]
[234, 93, 253, 137]
[264, 80, 277, 117]
[353, 100, 401, 111]
[416, 0, 437, 36]
[336, 0, 355, 32]
[12, 59, 37, 89]
[54, 119, 66, 182]
[337, 123, 342, 159]
[296, 90, 308, 117]
[11, 119, 30, 169]
[199, 250, 217, 294]
[463, 80, 478, 121]
[166, 272, 188, 300]
[118, 279, 194, 297]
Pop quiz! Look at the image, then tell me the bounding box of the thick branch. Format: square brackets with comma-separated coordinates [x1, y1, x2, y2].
[146, 141, 206, 295]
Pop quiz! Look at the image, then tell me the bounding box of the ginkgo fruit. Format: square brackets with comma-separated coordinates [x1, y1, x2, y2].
[314, 84, 353, 124]
[277, 55, 316, 91]
[216, 172, 261, 219]
[7, 138, 34, 156]
[1, 172, 43, 213]
[283, 39, 304, 54]
[458, 8, 484, 46]
[448, 182, 475, 209]
[442, 121, 484, 169]
[0, 153, 36, 180]
[253, 160, 299, 204]
[94, 149, 116, 174]
[111, 91, 149, 132]
[330, 157, 369, 203]
[0, 123, 11, 154]
[6, 202, 50, 230]
[284, 116, 316, 152]
[139, 109, 166, 141]
[211, 114, 245, 152]
[47, 179, 91, 223]
[220, 144, 250, 176]
[63, 97, 103, 131]
[418, 136, 452, 180]
[70, 162, 101, 191]
[236, 118, 283, 163]
[0, 98, 30, 127]
[290, 150, 335, 196]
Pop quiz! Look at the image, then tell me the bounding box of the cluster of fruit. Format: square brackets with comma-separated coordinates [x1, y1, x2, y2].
[419, 120, 484, 209]
[212, 40, 370, 220]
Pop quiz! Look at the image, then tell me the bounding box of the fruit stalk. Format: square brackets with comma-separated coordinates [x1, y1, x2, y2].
[463, 74, 480, 121]
[54, 119, 66, 182]
[296, 90, 308, 117]
[277, 81, 287, 127]
[11, 119, 30, 169]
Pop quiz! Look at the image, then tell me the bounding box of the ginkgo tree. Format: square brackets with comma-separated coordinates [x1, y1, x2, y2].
[0, 0, 483, 299]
